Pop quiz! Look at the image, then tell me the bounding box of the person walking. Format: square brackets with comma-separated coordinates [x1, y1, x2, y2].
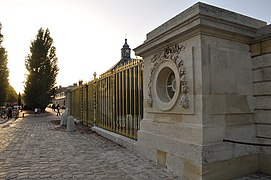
[52, 104, 56, 112]
[34, 107, 38, 116]
[7, 105, 13, 119]
[56, 104, 61, 116]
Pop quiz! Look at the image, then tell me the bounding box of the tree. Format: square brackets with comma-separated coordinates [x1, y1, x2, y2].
[6, 85, 18, 103]
[24, 28, 59, 111]
[0, 23, 9, 106]
[18, 93, 22, 106]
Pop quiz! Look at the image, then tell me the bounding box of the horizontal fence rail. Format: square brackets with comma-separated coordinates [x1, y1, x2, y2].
[70, 59, 143, 139]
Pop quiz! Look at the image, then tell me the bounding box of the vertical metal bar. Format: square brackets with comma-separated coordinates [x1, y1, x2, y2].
[101, 79, 103, 127]
[140, 61, 143, 131]
[91, 81, 94, 125]
[99, 80, 101, 127]
[115, 73, 117, 132]
[85, 85, 88, 125]
[119, 71, 121, 133]
[133, 62, 137, 138]
[111, 73, 114, 131]
[103, 78, 105, 128]
[96, 80, 98, 126]
[100, 79, 102, 127]
[137, 62, 141, 135]
[126, 66, 128, 135]
[127, 67, 129, 136]
[103, 78, 106, 128]
[105, 78, 107, 129]
[98, 80, 101, 127]
[122, 68, 125, 134]
[129, 64, 133, 137]
[102, 78, 105, 128]
[97, 79, 102, 126]
[101, 79, 104, 127]
[115, 73, 118, 132]
[107, 76, 110, 130]
[108, 73, 113, 131]
[109, 75, 111, 130]
[107, 76, 109, 130]
[99, 79, 101, 127]
[100, 79, 103, 127]
[93, 72, 97, 126]
[106, 76, 111, 130]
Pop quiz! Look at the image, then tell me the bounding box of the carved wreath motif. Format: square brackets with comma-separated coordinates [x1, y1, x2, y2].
[148, 44, 189, 109]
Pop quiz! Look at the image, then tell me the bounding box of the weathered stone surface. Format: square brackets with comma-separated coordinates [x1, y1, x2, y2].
[255, 110, 271, 124]
[253, 67, 271, 82]
[66, 116, 75, 132]
[60, 110, 67, 126]
[144, 2, 266, 44]
[254, 82, 271, 95]
[203, 154, 259, 180]
[252, 54, 271, 69]
[133, 2, 271, 179]
[255, 96, 271, 109]
[61, 89, 72, 126]
[256, 124, 271, 138]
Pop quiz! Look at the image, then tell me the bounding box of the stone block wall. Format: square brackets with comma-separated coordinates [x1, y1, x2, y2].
[253, 54, 271, 138]
[134, 2, 271, 179]
[135, 34, 204, 179]
[251, 24, 271, 175]
[201, 35, 260, 179]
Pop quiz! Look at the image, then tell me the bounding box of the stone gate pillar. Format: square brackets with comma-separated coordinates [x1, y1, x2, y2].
[134, 2, 267, 179]
[60, 88, 72, 126]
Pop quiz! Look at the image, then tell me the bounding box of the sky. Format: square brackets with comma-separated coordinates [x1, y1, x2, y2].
[0, 0, 270, 93]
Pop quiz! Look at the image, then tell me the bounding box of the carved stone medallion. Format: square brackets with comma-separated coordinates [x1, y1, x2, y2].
[148, 44, 189, 110]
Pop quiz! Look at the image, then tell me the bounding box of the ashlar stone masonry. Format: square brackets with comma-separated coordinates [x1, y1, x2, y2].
[134, 2, 271, 179]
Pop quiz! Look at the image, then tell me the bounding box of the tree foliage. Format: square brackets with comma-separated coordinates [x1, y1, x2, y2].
[6, 85, 18, 103]
[0, 23, 9, 106]
[24, 28, 58, 110]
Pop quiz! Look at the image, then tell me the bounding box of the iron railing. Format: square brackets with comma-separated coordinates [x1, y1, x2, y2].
[70, 59, 143, 139]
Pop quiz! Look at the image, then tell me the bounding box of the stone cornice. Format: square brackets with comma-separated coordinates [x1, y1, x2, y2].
[147, 2, 266, 42]
[253, 24, 271, 43]
[134, 2, 267, 57]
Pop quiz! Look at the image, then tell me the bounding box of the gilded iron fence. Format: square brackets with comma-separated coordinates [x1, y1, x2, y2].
[87, 81, 95, 126]
[71, 86, 81, 120]
[70, 59, 143, 139]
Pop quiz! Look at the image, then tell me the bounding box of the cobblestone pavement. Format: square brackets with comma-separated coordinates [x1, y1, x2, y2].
[1, 113, 271, 180]
[0, 114, 181, 180]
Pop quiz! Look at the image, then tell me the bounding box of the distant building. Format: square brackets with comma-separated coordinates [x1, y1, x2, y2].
[109, 38, 132, 70]
[54, 86, 67, 109]
[54, 83, 79, 109]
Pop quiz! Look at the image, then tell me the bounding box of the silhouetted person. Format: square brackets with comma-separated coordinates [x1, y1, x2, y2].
[7, 105, 13, 119]
[56, 104, 60, 116]
[52, 104, 56, 111]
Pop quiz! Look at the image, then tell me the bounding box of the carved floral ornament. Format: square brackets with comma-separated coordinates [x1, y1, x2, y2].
[147, 44, 189, 109]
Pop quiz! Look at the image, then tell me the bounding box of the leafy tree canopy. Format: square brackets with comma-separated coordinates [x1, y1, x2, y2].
[6, 85, 18, 104]
[0, 22, 9, 106]
[24, 28, 59, 110]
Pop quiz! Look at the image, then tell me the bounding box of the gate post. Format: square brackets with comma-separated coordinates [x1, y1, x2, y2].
[60, 87, 72, 126]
